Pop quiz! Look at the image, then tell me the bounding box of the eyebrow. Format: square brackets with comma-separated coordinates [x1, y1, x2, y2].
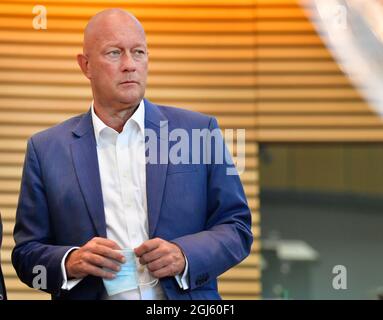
[101, 41, 146, 50]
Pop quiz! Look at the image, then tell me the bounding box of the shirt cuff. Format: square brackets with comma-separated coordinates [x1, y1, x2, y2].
[61, 247, 83, 290]
[175, 254, 189, 290]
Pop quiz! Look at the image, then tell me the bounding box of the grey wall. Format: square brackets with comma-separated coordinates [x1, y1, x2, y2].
[260, 144, 383, 300]
[261, 193, 383, 299]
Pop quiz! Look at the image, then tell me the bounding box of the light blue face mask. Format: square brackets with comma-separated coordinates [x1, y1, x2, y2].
[102, 248, 158, 296]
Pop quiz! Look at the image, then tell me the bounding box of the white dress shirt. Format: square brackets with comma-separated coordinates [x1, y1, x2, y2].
[60, 100, 189, 299]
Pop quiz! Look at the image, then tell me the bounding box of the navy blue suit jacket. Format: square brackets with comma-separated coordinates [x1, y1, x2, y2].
[0, 213, 6, 300]
[12, 99, 252, 300]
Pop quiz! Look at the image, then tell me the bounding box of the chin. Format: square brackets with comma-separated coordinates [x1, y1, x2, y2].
[121, 92, 143, 102]
[118, 96, 142, 107]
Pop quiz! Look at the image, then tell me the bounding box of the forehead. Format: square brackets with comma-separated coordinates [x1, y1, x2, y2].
[86, 16, 146, 50]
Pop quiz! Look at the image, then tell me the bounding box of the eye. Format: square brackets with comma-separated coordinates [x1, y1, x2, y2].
[133, 49, 146, 57]
[107, 50, 121, 57]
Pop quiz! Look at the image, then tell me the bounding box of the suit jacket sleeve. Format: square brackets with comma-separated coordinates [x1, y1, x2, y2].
[12, 138, 74, 295]
[0, 212, 6, 300]
[172, 117, 253, 290]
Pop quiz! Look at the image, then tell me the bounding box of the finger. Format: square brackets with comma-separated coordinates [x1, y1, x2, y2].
[92, 237, 121, 250]
[134, 238, 161, 257]
[83, 263, 117, 279]
[147, 257, 169, 273]
[139, 248, 163, 265]
[91, 244, 126, 264]
[86, 253, 122, 272]
[151, 264, 178, 279]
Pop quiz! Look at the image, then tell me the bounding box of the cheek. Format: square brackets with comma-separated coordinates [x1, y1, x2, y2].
[138, 64, 148, 80]
[92, 60, 119, 79]
[102, 65, 119, 80]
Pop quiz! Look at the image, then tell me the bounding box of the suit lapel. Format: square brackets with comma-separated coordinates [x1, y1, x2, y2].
[71, 111, 107, 237]
[144, 100, 169, 238]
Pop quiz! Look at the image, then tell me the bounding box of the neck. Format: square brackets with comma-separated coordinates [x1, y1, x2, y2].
[93, 101, 140, 133]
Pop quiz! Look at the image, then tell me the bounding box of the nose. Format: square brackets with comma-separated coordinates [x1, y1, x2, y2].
[120, 52, 136, 72]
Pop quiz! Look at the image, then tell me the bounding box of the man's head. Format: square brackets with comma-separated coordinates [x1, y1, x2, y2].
[77, 9, 148, 112]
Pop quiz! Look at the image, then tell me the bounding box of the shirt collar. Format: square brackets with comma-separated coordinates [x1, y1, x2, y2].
[91, 99, 145, 145]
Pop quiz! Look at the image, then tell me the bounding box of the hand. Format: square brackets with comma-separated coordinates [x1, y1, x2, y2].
[65, 237, 126, 279]
[134, 238, 186, 279]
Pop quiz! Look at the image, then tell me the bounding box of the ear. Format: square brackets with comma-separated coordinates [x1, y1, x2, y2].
[77, 53, 91, 79]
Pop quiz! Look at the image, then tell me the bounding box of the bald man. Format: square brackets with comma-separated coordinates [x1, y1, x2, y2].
[12, 9, 252, 300]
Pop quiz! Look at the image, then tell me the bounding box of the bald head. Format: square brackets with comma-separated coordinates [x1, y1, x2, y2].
[83, 9, 146, 55]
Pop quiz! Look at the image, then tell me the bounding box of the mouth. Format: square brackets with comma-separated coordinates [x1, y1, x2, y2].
[119, 80, 139, 85]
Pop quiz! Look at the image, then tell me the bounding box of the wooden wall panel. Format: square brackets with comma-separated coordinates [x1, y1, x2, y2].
[0, 0, 259, 300]
[2, 0, 379, 301]
[255, 0, 383, 142]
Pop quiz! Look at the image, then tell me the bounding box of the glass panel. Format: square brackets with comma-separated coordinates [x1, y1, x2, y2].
[260, 144, 383, 299]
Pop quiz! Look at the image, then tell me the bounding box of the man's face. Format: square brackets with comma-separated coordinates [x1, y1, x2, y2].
[85, 19, 148, 109]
